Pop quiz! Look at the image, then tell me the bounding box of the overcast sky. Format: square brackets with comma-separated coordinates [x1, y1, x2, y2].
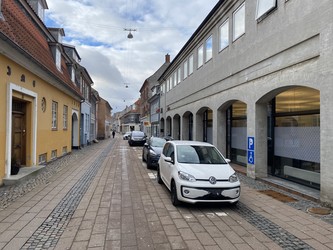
[45, 0, 218, 113]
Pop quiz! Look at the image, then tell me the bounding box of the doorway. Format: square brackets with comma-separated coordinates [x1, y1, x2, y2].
[12, 100, 27, 166]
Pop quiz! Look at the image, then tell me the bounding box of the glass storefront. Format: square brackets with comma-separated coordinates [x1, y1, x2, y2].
[270, 87, 320, 189]
[227, 101, 247, 165]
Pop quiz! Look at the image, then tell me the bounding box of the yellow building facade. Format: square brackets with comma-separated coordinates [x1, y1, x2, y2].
[0, 0, 83, 185]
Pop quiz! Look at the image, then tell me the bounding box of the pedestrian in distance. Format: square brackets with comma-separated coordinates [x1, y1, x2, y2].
[112, 130, 115, 138]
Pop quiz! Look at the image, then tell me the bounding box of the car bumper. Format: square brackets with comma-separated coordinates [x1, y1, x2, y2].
[178, 182, 240, 204]
[129, 140, 146, 145]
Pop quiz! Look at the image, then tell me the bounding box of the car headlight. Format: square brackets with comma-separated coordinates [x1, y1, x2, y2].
[229, 173, 238, 183]
[149, 149, 157, 156]
[178, 171, 196, 182]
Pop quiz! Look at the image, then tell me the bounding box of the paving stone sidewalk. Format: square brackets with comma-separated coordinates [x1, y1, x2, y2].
[0, 136, 332, 249]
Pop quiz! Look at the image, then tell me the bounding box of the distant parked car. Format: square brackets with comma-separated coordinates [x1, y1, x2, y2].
[128, 131, 146, 146]
[123, 131, 131, 140]
[157, 140, 240, 206]
[142, 137, 167, 169]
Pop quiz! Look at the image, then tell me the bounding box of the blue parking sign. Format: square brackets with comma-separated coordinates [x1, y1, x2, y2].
[248, 151, 254, 164]
[247, 137, 255, 164]
[248, 137, 254, 151]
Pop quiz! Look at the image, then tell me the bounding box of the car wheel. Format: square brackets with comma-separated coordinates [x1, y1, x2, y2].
[142, 151, 146, 162]
[171, 181, 180, 206]
[157, 166, 163, 184]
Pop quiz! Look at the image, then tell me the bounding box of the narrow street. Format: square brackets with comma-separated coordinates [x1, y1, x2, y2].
[0, 136, 332, 250]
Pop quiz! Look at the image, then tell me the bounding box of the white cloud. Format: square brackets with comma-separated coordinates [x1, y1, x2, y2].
[45, 0, 218, 112]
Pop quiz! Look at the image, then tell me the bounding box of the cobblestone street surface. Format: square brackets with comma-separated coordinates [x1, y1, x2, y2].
[0, 136, 332, 249]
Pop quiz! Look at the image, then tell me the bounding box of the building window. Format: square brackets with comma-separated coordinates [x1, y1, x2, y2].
[55, 48, 61, 71]
[219, 19, 229, 51]
[0, 0, 4, 20]
[173, 72, 177, 87]
[52, 101, 58, 129]
[63, 105, 68, 129]
[189, 54, 194, 75]
[233, 2, 245, 41]
[177, 67, 181, 83]
[183, 59, 188, 79]
[205, 35, 213, 62]
[256, 0, 277, 20]
[62, 146, 68, 155]
[51, 150, 57, 159]
[198, 44, 204, 68]
[38, 153, 47, 164]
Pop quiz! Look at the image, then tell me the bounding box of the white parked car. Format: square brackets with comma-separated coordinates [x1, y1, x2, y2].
[157, 140, 240, 206]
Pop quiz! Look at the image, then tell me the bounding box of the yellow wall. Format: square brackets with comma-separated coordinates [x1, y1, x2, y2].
[0, 55, 81, 182]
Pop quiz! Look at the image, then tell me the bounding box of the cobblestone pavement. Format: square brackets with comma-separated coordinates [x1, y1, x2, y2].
[0, 136, 332, 249]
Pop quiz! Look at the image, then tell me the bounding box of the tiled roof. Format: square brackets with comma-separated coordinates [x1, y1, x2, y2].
[0, 0, 82, 98]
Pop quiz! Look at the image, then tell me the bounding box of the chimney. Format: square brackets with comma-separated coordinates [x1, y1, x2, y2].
[165, 54, 170, 63]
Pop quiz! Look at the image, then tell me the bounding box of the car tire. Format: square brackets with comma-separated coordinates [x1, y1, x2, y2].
[142, 152, 146, 162]
[146, 156, 151, 169]
[171, 181, 180, 206]
[157, 166, 163, 184]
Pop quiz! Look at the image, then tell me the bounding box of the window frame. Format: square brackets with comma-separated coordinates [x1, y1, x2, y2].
[63, 105, 68, 130]
[205, 35, 213, 62]
[233, 2, 246, 41]
[52, 101, 58, 130]
[177, 67, 181, 83]
[183, 59, 188, 79]
[188, 54, 194, 75]
[256, 0, 277, 20]
[197, 44, 204, 68]
[219, 19, 229, 51]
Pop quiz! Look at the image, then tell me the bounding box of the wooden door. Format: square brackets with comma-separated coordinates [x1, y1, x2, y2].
[12, 113, 26, 165]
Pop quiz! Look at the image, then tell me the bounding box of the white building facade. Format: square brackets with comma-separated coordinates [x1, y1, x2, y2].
[159, 0, 333, 205]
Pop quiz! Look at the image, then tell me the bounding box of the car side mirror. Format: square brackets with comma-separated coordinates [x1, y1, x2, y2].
[225, 158, 231, 163]
[165, 156, 174, 164]
[144, 143, 148, 147]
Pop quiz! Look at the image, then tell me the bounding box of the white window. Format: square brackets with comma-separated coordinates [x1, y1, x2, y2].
[0, 0, 4, 20]
[233, 2, 245, 41]
[205, 35, 213, 62]
[63, 105, 68, 129]
[183, 59, 188, 79]
[219, 19, 229, 51]
[198, 44, 204, 68]
[52, 101, 58, 129]
[173, 72, 177, 87]
[256, 0, 276, 20]
[177, 67, 181, 83]
[55, 48, 61, 71]
[189, 54, 194, 75]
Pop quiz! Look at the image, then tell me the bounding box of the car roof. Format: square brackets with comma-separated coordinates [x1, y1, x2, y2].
[167, 140, 214, 147]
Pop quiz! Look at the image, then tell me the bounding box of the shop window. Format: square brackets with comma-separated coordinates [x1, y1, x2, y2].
[233, 2, 245, 41]
[256, 0, 277, 20]
[219, 19, 229, 51]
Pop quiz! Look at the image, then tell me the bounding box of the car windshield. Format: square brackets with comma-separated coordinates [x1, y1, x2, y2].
[176, 145, 227, 164]
[151, 138, 166, 147]
[132, 131, 144, 136]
